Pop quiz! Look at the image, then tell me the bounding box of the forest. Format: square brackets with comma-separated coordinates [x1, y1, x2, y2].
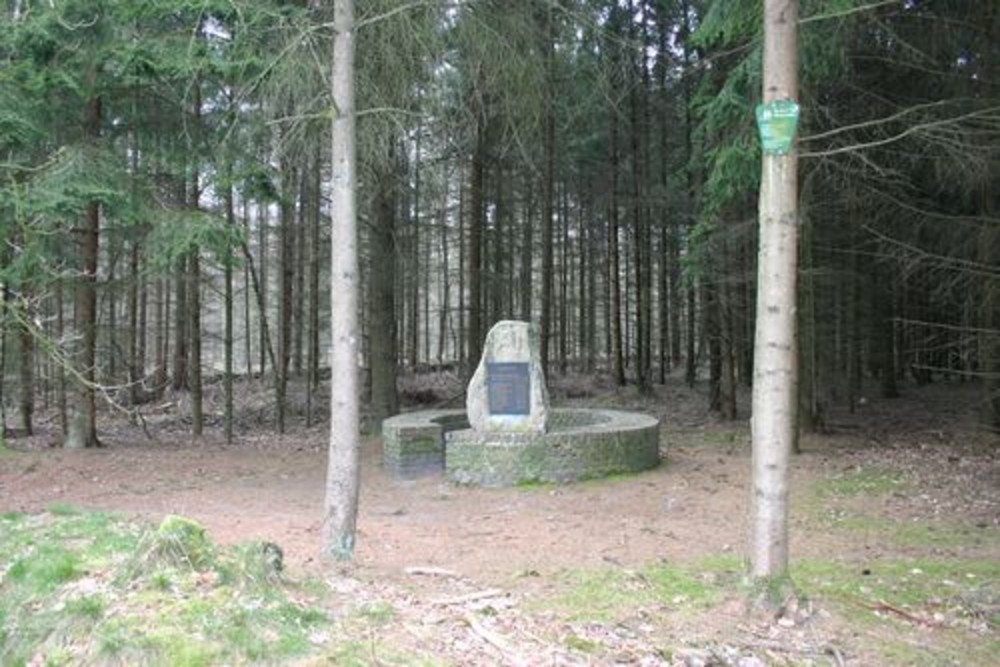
[0, 0, 997, 665]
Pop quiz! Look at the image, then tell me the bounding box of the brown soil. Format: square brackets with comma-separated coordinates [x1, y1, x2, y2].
[1, 376, 997, 665]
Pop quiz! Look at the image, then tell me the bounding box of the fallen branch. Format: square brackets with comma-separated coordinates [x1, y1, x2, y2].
[854, 597, 940, 627]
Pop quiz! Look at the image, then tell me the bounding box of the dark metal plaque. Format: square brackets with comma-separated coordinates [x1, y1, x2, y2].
[486, 362, 531, 416]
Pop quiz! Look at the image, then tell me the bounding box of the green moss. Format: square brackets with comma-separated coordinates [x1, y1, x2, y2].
[152, 515, 213, 569]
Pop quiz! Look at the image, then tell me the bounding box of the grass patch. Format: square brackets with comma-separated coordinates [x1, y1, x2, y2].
[813, 466, 905, 499]
[793, 557, 1000, 666]
[564, 633, 601, 653]
[793, 557, 999, 611]
[0, 510, 331, 666]
[355, 601, 396, 625]
[834, 515, 999, 549]
[546, 562, 721, 621]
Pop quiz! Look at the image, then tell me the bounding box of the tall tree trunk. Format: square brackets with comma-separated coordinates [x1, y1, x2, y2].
[438, 178, 451, 364]
[294, 176, 307, 379]
[609, 108, 625, 387]
[412, 130, 422, 367]
[539, 5, 555, 378]
[138, 251, 148, 389]
[65, 94, 102, 450]
[370, 163, 399, 432]
[258, 202, 269, 377]
[467, 118, 484, 371]
[56, 282, 67, 434]
[154, 277, 167, 394]
[188, 84, 203, 437]
[189, 247, 203, 436]
[127, 205, 140, 407]
[18, 289, 33, 435]
[558, 182, 568, 375]
[749, 0, 799, 591]
[458, 167, 466, 365]
[682, 0, 698, 387]
[172, 253, 188, 391]
[520, 177, 533, 322]
[224, 183, 236, 445]
[277, 159, 295, 434]
[244, 199, 253, 378]
[324, 0, 360, 560]
[307, 149, 322, 427]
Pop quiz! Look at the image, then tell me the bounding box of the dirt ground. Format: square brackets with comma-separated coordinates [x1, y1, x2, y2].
[1, 374, 997, 665]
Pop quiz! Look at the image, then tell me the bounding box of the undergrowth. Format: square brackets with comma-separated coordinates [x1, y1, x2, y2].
[0, 508, 329, 666]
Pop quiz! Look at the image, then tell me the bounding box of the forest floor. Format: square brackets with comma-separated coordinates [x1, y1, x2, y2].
[1, 372, 998, 665]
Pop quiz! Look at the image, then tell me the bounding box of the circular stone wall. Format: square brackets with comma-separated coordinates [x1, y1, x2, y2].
[445, 408, 660, 487]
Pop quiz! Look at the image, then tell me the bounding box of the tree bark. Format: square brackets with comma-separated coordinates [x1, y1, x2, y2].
[323, 0, 361, 560]
[539, 5, 555, 378]
[224, 183, 236, 445]
[64, 93, 102, 450]
[307, 149, 322, 426]
[189, 247, 203, 437]
[467, 117, 484, 371]
[18, 288, 33, 435]
[609, 106, 625, 387]
[369, 162, 400, 432]
[749, 0, 799, 590]
[277, 158, 295, 434]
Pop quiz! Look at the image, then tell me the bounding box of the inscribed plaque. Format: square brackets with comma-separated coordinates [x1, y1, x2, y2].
[486, 362, 531, 416]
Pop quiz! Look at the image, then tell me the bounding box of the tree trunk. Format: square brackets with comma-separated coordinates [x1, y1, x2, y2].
[520, 178, 533, 322]
[294, 178, 306, 379]
[188, 83, 203, 437]
[278, 159, 295, 434]
[369, 163, 399, 432]
[172, 252, 188, 391]
[154, 277, 167, 394]
[749, 0, 799, 591]
[189, 247, 203, 436]
[127, 231, 140, 407]
[64, 94, 102, 450]
[18, 289, 33, 435]
[438, 178, 451, 364]
[307, 149, 322, 426]
[224, 183, 235, 445]
[539, 5, 555, 378]
[558, 182, 568, 375]
[467, 118, 484, 371]
[323, 0, 361, 560]
[258, 202, 269, 377]
[56, 282, 67, 434]
[609, 107, 625, 387]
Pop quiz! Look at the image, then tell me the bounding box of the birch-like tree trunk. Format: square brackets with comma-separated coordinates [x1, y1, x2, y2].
[323, 0, 360, 560]
[749, 0, 799, 591]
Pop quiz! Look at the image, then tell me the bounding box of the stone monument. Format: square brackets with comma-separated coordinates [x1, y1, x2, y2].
[466, 320, 549, 434]
[381, 318, 660, 486]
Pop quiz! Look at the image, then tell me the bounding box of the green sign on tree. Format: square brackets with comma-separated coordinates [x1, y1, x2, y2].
[755, 99, 800, 155]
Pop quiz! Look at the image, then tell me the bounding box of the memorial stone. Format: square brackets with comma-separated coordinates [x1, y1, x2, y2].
[466, 320, 549, 434]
